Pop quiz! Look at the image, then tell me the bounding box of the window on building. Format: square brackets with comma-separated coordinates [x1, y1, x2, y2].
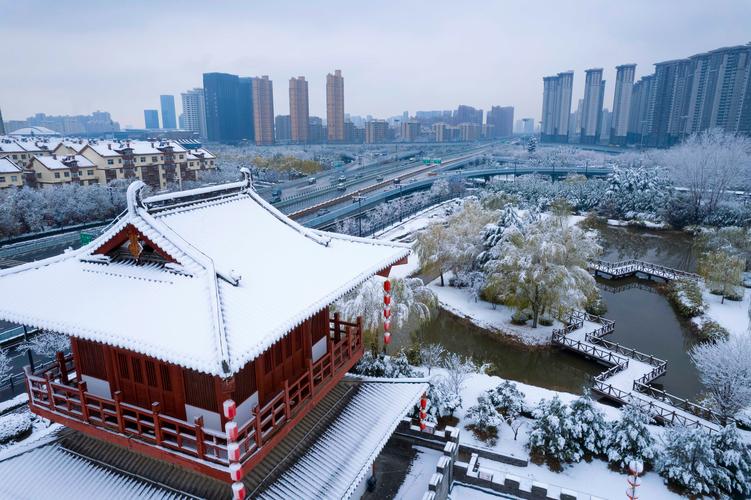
[210, 161, 214, 165]
[10, 176, 17, 182]
[21, 154, 26, 159]
[87, 170, 94, 176]
[107, 159, 114, 165]
[12, 155, 17, 160]
[63, 172, 70, 177]
[36, 173, 41, 179]
[0, 177, 5, 183]
[152, 156, 157, 162]
[118, 159, 122, 164]
[140, 157, 146, 162]
[54, 172, 60, 179]
[179, 154, 184, 159]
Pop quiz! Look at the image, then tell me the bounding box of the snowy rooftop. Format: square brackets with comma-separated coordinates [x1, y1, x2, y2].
[35, 154, 95, 170]
[0, 158, 21, 173]
[0, 173, 410, 376]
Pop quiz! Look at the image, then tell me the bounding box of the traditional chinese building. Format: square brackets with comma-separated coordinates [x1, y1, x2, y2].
[0, 171, 425, 493]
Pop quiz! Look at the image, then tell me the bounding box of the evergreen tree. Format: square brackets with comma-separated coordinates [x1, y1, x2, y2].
[605, 404, 655, 469]
[527, 396, 575, 469]
[487, 380, 526, 419]
[658, 425, 718, 496]
[466, 395, 502, 431]
[712, 424, 751, 497]
[567, 395, 609, 460]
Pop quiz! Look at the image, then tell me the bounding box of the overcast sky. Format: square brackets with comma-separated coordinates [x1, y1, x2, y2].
[2, 0, 750, 128]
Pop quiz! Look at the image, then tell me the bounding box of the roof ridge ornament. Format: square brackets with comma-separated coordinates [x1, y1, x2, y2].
[126, 181, 147, 216]
[239, 167, 252, 190]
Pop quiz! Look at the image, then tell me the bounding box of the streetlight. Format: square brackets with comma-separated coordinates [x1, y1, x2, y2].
[353, 195, 365, 237]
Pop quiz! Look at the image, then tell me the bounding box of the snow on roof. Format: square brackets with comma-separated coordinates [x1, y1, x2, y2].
[84, 142, 121, 157]
[0, 140, 25, 153]
[0, 158, 21, 173]
[35, 154, 95, 170]
[9, 126, 60, 137]
[0, 173, 410, 376]
[0, 441, 185, 499]
[259, 378, 428, 499]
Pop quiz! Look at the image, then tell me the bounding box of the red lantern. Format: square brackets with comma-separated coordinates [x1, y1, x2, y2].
[383, 308, 391, 318]
[383, 280, 391, 292]
[420, 397, 428, 410]
[225, 421, 238, 442]
[229, 462, 242, 481]
[384, 295, 391, 305]
[232, 481, 246, 500]
[384, 332, 392, 345]
[420, 410, 427, 420]
[383, 321, 390, 332]
[228, 442, 241, 462]
[223, 399, 237, 420]
[420, 421, 426, 431]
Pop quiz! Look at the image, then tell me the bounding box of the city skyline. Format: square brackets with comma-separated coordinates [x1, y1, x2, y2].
[2, 1, 750, 128]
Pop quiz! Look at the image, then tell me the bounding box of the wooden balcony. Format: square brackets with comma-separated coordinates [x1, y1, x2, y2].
[24, 317, 363, 481]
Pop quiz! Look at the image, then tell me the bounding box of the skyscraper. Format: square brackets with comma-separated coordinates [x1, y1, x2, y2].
[252, 76, 274, 145]
[0, 107, 5, 135]
[144, 109, 160, 129]
[275, 115, 291, 142]
[541, 71, 574, 142]
[486, 106, 514, 137]
[326, 70, 345, 143]
[181, 88, 207, 139]
[521, 118, 535, 134]
[289, 76, 310, 143]
[203, 72, 246, 143]
[627, 74, 656, 145]
[610, 64, 637, 145]
[453, 105, 483, 126]
[237, 77, 255, 141]
[160, 95, 177, 129]
[580, 68, 606, 144]
[649, 58, 693, 147]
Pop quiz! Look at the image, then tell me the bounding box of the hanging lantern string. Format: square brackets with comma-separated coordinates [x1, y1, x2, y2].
[383, 279, 392, 347]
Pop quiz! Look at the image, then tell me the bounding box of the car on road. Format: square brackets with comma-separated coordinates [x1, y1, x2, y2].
[307, 177, 316, 185]
[393, 178, 401, 185]
[338, 176, 347, 183]
[337, 183, 347, 191]
[376, 176, 384, 182]
[271, 188, 282, 202]
[316, 208, 329, 216]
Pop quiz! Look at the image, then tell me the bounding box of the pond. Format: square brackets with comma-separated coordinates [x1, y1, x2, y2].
[397, 224, 706, 400]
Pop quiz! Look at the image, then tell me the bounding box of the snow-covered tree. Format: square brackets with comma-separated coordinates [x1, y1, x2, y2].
[415, 199, 497, 285]
[427, 375, 462, 417]
[484, 217, 601, 327]
[351, 350, 422, 378]
[21, 331, 69, 357]
[487, 380, 526, 419]
[602, 165, 672, 220]
[429, 178, 450, 199]
[658, 425, 719, 496]
[419, 344, 444, 375]
[712, 424, 751, 497]
[335, 277, 436, 332]
[442, 353, 477, 402]
[660, 129, 751, 223]
[466, 395, 502, 436]
[698, 250, 745, 302]
[527, 396, 574, 469]
[689, 335, 751, 422]
[0, 349, 11, 382]
[605, 404, 655, 470]
[567, 395, 609, 460]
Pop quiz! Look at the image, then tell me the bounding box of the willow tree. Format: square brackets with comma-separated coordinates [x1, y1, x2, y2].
[698, 250, 745, 303]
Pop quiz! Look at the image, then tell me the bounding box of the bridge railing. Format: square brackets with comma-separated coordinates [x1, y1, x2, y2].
[589, 259, 699, 281]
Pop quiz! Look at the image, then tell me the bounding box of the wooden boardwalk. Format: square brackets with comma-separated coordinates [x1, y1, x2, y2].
[589, 259, 699, 282]
[552, 310, 732, 432]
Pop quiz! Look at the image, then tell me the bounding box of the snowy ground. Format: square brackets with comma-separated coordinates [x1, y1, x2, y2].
[428, 277, 563, 346]
[393, 445, 444, 500]
[698, 287, 750, 337]
[424, 367, 681, 499]
[0, 405, 61, 461]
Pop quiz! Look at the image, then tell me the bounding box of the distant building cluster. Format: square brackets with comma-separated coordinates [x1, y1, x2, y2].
[0, 136, 215, 190]
[541, 43, 751, 146]
[4, 111, 120, 137]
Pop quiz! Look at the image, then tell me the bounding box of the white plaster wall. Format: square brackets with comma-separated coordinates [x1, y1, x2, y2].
[81, 374, 111, 399]
[236, 391, 259, 427]
[312, 337, 328, 362]
[185, 404, 221, 431]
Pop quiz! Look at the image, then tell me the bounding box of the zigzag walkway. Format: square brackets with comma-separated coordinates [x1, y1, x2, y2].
[552, 311, 730, 432]
[589, 259, 699, 282]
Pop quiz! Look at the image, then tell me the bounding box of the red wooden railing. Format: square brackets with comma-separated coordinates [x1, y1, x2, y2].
[25, 315, 363, 468]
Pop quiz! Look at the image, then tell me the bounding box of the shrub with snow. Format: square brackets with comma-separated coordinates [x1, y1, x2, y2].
[20, 331, 69, 357]
[350, 350, 423, 378]
[0, 412, 33, 445]
[418, 343, 445, 376]
[527, 396, 576, 470]
[665, 279, 704, 318]
[442, 353, 478, 401]
[428, 375, 462, 418]
[487, 381, 526, 419]
[712, 424, 751, 497]
[657, 425, 718, 496]
[567, 395, 609, 461]
[465, 395, 502, 444]
[605, 404, 655, 470]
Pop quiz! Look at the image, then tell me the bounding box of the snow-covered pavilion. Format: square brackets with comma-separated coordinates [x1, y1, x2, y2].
[0, 170, 424, 487]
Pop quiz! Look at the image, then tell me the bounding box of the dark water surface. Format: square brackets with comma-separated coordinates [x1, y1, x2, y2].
[399, 225, 705, 399]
